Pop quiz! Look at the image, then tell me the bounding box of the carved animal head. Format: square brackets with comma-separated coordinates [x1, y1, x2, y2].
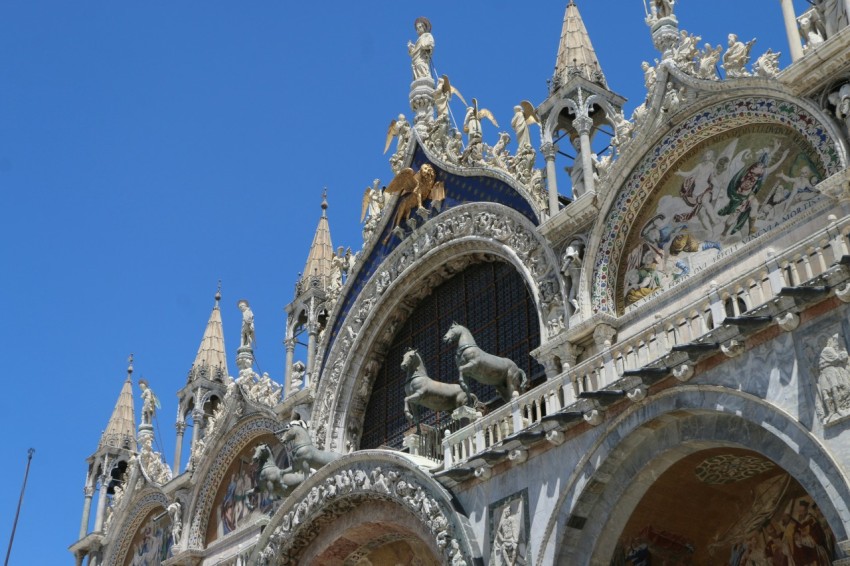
[443, 322, 462, 343]
[400, 349, 422, 372]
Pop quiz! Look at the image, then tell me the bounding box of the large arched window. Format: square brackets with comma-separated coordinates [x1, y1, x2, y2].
[361, 260, 543, 450]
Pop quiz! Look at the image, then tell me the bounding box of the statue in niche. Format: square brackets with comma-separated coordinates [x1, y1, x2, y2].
[816, 333, 850, 424]
[238, 299, 255, 349]
[139, 379, 160, 425]
[408, 17, 434, 81]
[492, 500, 526, 565]
[561, 239, 585, 315]
[167, 501, 182, 553]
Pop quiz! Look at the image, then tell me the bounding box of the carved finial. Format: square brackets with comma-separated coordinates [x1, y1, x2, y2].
[127, 354, 134, 376]
[215, 280, 222, 304]
[321, 188, 328, 216]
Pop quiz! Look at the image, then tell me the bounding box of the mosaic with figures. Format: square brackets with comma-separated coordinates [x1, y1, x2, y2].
[207, 440, 289, 543]
[591, 96, 843, 315]
[619, 125, 824, 311]
[125, 511, 172, 566]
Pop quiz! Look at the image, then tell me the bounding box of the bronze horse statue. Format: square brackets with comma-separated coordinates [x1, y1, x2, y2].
[402, 348, 476, 434]
[443, 322, 528, 401]
[278, 420, 342, 476]
[244, 443, 304, 507]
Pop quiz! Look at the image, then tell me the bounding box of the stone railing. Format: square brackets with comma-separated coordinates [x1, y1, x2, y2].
[442, 216, 850, 468]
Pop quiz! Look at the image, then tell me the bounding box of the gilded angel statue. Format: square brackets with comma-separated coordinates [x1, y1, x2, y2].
[384, 163, 446, 231]
[511, 100, 540, 149]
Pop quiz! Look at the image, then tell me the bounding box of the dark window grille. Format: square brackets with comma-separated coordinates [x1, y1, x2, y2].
[361, 261, 544, 451]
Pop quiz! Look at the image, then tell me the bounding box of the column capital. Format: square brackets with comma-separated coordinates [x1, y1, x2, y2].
[573, 115, 593, 136]
[540, 142, 559, 159]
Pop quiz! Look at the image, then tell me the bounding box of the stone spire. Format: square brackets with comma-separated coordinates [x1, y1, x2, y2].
[187, 283, 227, 382]
[553, 1, 607, 88]
[300, 190, 335, 292]
[99, 355, 136, 450]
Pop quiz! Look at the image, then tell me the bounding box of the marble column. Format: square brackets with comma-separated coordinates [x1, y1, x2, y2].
[93, 475, 108, 533]
[306, 323, 318, 378]
[541, 142, 559, 215]
[575, 116, 595, 197]
[779, 0, 804, 61]
[191, 408, 203, 456]
[173, 420, 186, 477]
[283, 337, 296, 396]
[79, 483, 95, 539]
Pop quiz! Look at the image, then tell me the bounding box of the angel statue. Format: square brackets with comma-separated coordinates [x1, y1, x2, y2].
[434, 75, 467, 125]
[651, 0, 675, 19]
[361, 179, 385, 223]
[463, 98, 499, 144]
[384, 163, 446, 234]
[511, 101, 540, 150]
[722, 34, 756, 78]
[384, 114, 411, 155]
[408, 17, 434, 81]
[139, 379, 160, 425]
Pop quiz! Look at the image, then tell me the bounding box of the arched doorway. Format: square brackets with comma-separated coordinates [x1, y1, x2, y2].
[613, 446, 837, 564]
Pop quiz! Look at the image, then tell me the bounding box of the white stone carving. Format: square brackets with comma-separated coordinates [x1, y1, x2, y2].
[816, 333, 850, 424]
[167, 501, 182, 554]
[672, 363, 694, 382]
[139, 380, 159, 426]
[753, 49, 781, 78]
[408, 17, 434, 81]
[237, 299, 255, 349]
[722, 34, 756, 78]
[257, 463, 471, 566]
[139, 434, 172, 486]
[696, 43, 723, 80]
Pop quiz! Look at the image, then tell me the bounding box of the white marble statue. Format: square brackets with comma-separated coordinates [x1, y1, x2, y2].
[817, 333, 850, 423]
[290, 360, 306, 392]
[828, 83, 850, 131]
[651, 0, 675, 20]
[814, 0, 849, 38]
[800, 15, 826, 50]
[237, 299, 255, 349]
[463, 99, 498, 145]
[510, 101, 539, 150]
[488, 132, 511, 170]
[167, 501, 182, 551]
[641, 61, 656, 92]
[753, 49, 781, 78]
[697, 44, 723, 80]
[408, 17, 434, 81]
[561, 239, 585, 315]
[360, 179, 384, 223]
[139, 380, 160, 425]
[722, 34, 756, 78]
[492, 503, 524, 565]
[673, 30, 700, 73]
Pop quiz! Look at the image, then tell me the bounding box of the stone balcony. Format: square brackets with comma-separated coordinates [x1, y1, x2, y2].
[435, 213, 850, 480]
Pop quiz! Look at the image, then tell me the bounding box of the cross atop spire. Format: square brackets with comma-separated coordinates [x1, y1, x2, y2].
[553, 1, 607, 89]
[98, 356, 137, 450]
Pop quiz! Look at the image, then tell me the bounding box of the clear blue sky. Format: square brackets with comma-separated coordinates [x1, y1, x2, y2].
[0, 2, 800, 563]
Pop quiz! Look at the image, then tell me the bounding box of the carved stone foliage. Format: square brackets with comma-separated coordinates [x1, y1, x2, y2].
[105, 490, 169, 566]
[254, 456, 474, 566]
[186, 417, 281, 549]
[311, 203, 564, 450]
[138, 434, 172, 486]
[592, 95, 845, 315]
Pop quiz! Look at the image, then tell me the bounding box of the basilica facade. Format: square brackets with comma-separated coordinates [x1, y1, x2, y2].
[71, 2, 850, 564]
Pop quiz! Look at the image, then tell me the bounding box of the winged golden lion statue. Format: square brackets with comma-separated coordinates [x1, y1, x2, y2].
[384, 163, 446, 232]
